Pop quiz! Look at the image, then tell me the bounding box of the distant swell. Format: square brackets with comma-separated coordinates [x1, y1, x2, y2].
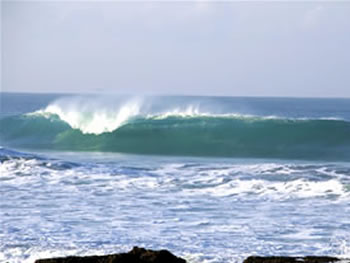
[1, 111, 350, 161]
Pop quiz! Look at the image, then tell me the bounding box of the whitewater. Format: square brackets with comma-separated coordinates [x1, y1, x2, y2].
[1, 93, 350, 263]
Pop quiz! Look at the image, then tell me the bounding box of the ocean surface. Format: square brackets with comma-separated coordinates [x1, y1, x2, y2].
[1, 92, 350, 263]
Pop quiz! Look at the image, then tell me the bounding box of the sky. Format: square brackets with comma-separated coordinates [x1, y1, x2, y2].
[1, 1, 350, 97]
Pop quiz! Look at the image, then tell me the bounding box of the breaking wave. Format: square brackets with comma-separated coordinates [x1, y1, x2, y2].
[1, 97, 350, 160]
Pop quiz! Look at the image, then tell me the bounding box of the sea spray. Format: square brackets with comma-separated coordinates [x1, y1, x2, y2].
[32, 97, 143, 134]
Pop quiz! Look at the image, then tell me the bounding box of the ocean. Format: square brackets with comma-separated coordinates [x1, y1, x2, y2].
[1, 92, 350, 263]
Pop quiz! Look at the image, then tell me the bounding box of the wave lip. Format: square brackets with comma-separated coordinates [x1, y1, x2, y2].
[31, 98, 142, 134]
[25, 96, 349, 135]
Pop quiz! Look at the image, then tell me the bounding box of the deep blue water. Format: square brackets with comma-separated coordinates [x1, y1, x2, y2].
[1, 93, 350, 263]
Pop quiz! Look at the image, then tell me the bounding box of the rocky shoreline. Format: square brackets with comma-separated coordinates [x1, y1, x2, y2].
[35, 247, 186, 263]
[34, 247, 349, 263]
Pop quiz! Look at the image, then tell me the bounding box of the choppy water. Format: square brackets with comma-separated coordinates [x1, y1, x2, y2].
[1, 93, 350, 263]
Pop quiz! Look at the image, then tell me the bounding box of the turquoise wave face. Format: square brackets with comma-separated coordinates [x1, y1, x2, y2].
[1, 113, 350, 161]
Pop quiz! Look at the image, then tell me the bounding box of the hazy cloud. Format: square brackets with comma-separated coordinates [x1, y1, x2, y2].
[2, 2, 350, 97]
[302, 5, 325, 30]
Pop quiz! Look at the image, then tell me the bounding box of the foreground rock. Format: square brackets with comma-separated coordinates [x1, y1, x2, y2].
[35, 249, 350, 263]
[244, 256, 349, 263]
[35, 246, 186, 263]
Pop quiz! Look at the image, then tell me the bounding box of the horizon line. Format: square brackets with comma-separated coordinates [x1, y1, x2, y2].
[1, 90, 350, 100]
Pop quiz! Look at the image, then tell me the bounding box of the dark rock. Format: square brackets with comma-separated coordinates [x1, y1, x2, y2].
[244, 256, 348, 263]
[35, 246, 186, 263]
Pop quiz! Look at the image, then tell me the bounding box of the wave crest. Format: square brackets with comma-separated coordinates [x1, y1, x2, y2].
[2, 96, 350, 160]
[31, 97, 232, 134]
[32, 98, 143, 134]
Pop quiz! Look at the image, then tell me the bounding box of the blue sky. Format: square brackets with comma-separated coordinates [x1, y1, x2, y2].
[2, 1, 350, 97]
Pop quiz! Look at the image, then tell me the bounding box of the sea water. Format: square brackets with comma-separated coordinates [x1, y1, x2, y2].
[1, 93, 350, 263]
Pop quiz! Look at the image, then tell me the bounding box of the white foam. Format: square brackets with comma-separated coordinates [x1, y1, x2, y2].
[183, 178, 349, 200]
[147, 107, 270, 121]
[0, 245, 130, 263]
[331, 238, 350, 259]
[2, 156, 350, 263]
[39, 99, 142, 135]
